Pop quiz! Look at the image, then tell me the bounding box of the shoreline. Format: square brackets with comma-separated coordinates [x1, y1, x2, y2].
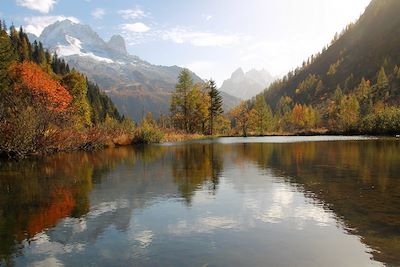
[1, 132, 398, 160]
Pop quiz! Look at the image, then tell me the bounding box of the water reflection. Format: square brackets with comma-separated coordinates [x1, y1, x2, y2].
[0, 138, 399, 266]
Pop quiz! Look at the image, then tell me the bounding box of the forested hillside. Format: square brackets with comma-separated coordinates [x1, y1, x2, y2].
[243, 0, 400, 135]
[0, 22, 135, 157]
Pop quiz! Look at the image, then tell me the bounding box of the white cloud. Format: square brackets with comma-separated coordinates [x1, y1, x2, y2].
[121, 22, 150, 33]
[162, 27, 240, 47]
[118, 7, 147, 20]
[91, 8, 105, 19]
[24, 16, 80, 36]
[16, 0, 57, 14]
[205, 15, 212, 21]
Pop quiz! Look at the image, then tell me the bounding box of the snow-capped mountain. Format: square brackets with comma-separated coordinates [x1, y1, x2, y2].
[39, 20, 127, 62]
[33, 20, 239, 120]
[220, 68, 275, 100]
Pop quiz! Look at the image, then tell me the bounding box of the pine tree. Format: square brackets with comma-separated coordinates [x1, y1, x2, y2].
[32, 41, 39, 63]
[207, 79, 223, 135]
[0, 29, 15, 92]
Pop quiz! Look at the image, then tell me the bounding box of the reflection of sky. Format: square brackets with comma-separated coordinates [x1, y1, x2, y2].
[13, 148, 381, 267]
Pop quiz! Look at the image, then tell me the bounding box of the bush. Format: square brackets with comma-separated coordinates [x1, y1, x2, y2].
[133, 113, 164, 144]
[134, 124, 164, 144]
[361, 107, 400, 134]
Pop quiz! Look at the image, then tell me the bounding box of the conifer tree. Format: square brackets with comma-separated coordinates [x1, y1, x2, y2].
[377, 67, 389, 100]
[0, 28, 15, 92]
[207, 79, 223, 135]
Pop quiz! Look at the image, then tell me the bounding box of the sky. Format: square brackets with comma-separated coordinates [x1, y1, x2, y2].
[2, 0, 371, 86]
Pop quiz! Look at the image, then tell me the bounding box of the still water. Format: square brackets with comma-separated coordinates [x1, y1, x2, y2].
[1, 137, 399, 266]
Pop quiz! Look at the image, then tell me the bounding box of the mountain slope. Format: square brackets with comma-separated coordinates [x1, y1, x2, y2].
[37, 20, 239, 121]
[262, 0, 400, 109]
[220, 68, 274, 100]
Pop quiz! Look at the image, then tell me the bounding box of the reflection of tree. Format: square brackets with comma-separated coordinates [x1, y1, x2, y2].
[234, 140, 400, 266]
[171, 144, 224, 204]
[0, 147, 137, 265]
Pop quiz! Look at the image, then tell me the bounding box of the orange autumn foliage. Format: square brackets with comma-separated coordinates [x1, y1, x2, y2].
[22, 188, 76, 239]
[9, 61, 72, 111]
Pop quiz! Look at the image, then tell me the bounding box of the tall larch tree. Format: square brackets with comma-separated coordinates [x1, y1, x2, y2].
[171, 68, 193, 132]
[252, 95, 273, 135]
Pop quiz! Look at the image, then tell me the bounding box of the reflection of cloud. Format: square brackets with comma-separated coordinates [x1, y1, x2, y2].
[31, 256, 64, 267]
[245, 187, 294, 224]
[258, 205, 284, 224]
[134, 230, 154, 248]
[199, 217, 238, 229]
[244, 186, 333, 228]
[64, 217, 87, 233]
[88, 200, 128, 218]
[294, 206, 331, 228]
[169, 216, 239, 235]
[30, 232, 85, 258]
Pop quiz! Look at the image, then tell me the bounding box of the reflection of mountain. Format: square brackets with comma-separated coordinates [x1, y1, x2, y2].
[232, 141, 400, 266]
[0, 144, 223, 265]
[1, 140, 400, 266]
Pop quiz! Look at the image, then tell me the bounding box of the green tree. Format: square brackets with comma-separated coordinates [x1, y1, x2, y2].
[377, 67, 389, 100]
[62, 70, 92, 128]
[339, 95, 360, 131]
[207, 79, 223, 135]
[0, 28, 15, 92]
[355, 78, 373, 116]
[171, 68, 193, 132]
[187, 83, 209, 133]
[252, 95, 273, 135]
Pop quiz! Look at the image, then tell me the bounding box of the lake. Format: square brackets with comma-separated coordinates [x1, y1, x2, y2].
[1, 137, 399, 266]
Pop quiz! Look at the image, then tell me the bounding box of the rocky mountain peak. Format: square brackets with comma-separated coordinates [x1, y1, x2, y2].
[107, 34, 127, 55]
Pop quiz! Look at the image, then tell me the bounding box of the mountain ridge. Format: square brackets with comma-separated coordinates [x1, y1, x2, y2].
[36, 20, 240, 121]
[261, 0, 400, 109]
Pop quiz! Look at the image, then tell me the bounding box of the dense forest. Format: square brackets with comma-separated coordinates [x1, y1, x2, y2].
[0, 22, 135, 158]
[234, 0, 400, 136]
